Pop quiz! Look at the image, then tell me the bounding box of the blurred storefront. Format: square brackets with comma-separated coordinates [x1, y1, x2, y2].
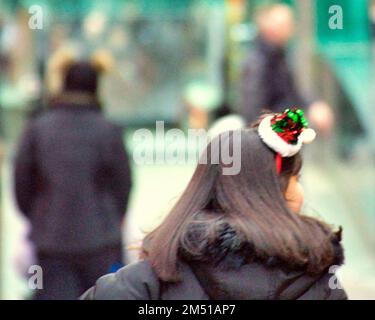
[0, 0, 227, 136]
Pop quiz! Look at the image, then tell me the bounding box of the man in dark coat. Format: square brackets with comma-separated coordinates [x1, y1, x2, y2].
[14, 57, 132, 299]
[240, 4, 334, 133]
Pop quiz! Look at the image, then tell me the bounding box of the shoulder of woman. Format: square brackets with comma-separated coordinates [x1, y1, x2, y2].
[330, 226, 345, 267]
[80, 260, 160, 300]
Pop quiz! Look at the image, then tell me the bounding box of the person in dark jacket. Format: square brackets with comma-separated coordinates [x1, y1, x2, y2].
[81, 109, 347, 300]
[14, 50, 132, 300]
[240, 4, 334, 134]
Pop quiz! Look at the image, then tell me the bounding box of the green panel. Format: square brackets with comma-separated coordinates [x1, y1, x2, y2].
[315, 0, 373, 150]
[315, 0, 370, 45]
[22, 0, 90, 12]
[19, 0, 198, 18]
[322, 45, 375, 149]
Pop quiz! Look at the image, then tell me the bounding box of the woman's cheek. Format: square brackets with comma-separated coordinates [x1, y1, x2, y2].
[285, 178, 304, 214]
[294, 182, 304, 213]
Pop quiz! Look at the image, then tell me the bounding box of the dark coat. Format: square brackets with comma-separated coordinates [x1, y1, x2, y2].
[240, 37, 308, 124]
[81, 225, 347, 300]
[14, 97, 132, 254]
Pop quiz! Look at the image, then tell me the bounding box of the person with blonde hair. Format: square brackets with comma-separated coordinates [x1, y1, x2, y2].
[14, 50, 132, 299]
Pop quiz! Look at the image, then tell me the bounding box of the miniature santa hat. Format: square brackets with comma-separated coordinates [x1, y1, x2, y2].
[258, 107, 316, 172]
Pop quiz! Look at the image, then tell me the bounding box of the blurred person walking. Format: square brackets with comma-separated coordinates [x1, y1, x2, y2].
[14, 50, 132, 300]
[240, 4, 333, 135]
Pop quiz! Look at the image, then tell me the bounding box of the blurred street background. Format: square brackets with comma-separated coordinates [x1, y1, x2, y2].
[0, 0, 374, 299]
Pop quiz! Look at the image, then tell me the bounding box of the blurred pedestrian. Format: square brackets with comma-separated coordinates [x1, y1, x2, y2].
[240, 4, 334, 135]
[14, 49, 132, 300]
[81, 108, 347, 300]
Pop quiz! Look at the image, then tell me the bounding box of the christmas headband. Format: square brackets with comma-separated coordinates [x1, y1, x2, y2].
[258, 108, 316, 173]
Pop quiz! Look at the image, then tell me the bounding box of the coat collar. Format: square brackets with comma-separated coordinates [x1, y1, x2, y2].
[179, 220, 345, 272]
[177, 223, 345, 300]
[256, 36, 286, 60]
[49, 91, 101, 111]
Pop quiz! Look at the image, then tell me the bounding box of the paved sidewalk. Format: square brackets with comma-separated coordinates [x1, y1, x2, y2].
[303, 161, 375, 299]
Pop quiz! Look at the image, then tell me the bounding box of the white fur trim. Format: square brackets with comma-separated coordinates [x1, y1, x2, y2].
[258, 116, 302, 157]
[208, 114, 245, 140]
[300, 128, 316, 144]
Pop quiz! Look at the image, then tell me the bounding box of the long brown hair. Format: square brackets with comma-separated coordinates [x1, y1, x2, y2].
[143, 128, 336, 282]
